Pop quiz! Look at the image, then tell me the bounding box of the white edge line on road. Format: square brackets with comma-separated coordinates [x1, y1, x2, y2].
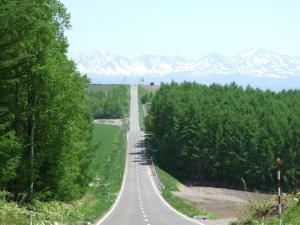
[94, 132, 129, 225]
[147, 166, 206, 225]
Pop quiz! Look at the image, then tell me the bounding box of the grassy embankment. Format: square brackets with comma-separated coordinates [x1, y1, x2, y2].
[0, 124, 127, 225]
[156, 167, 215, 219]
[137, 85, 214, 219]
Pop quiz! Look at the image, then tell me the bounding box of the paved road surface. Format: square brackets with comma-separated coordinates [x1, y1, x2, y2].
[97, 85, 204, 225]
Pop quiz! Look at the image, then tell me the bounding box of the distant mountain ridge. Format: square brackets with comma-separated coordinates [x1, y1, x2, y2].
[75, 48, 300, 89]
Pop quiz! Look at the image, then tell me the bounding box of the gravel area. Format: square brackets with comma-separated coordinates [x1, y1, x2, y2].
[173, 184, 272, 225]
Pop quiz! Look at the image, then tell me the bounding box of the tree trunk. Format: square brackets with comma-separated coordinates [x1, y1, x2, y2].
[28, 84, 38, 203]
[14, 81, 21, 201]
[29, 112, 35, 202]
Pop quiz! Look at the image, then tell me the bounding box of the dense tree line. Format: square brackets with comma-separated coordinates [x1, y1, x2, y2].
[0, 0, 93, 201]
[138, 86, 154, 104]
[88, 85, 130, 119]
[145, 82, 300, 191]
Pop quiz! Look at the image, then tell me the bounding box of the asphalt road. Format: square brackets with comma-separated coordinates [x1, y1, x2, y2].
[97, 85, 204, 225]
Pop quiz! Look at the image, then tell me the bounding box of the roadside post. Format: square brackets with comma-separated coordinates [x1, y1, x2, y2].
[276, 158, 282, 225]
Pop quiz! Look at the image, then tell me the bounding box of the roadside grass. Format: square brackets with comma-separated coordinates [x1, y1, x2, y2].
[138, 85, 145, 130]
[156, 167, 215, 219]
[138, 98, 145, 130]
[0, 124, 127, 225]
[0, 196, 27, 225]
[232, 193, 300, 225]
[282, 203, 300, 225]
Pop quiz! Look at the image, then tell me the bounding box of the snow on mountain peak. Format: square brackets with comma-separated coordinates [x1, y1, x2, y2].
[75, 49, 300, 80]
[232, 48, 298, 77]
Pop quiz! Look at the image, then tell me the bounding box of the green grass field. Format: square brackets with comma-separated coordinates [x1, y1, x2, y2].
[79, 123, 127, 222]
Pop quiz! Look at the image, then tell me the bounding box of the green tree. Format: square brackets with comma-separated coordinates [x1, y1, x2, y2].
[146, 82, 300, 191]
[0, 0, 93, 202]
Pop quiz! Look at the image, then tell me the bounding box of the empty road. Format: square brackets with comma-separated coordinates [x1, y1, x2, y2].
[96, 85, 204, 225]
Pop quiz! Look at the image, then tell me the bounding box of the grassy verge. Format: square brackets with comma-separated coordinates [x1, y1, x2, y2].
[232, 193, 300, 225]
[155, 166, 215, 219]
[0, 124, 127, 225]
[138, 98, 145, 131]
[282, 203, 300, 225]
[138, 85, 145, 130]
[74, 123, 127, 222]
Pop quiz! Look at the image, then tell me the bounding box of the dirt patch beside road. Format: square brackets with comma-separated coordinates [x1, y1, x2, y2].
[173, 184, 272, 224]
[93, 119, 125, 126]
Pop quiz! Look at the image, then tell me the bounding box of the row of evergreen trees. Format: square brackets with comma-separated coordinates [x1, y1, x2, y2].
[145, 82, 300, 191]
[138, 86, 154, 104]
[88, 85, 130, 119]
[0, 0, 93, 201]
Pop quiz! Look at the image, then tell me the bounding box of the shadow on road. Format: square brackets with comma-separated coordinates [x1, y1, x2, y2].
[130, 139, 151, 166]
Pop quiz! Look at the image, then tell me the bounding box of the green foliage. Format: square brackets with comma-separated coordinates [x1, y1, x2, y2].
[138, 85, 154, 104]
[0, 0, 129, 224]
[0, 110, 20, 187]
[0, 0, 93, 202]
[0, 124, 127, 224]
[146, 82, 300, 191]
[139, 99, 145, 131]
[283, 203, 300, 225]
[233, 193, 300, 225]
[138, 85, 154, 130]
[88, 85, 130, 119]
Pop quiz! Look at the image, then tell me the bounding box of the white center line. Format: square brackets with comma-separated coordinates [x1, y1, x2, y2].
[135, 145, 151, 225]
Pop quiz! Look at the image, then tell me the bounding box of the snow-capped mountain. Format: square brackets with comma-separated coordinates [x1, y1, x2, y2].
[191, 52, 237, 75]
[75, 48, 300, 89]
[231, 48, 299, 78]
[77, 53, 132, 75]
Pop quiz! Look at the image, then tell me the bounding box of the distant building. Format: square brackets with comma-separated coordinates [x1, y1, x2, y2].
[150, 82, 155, 86]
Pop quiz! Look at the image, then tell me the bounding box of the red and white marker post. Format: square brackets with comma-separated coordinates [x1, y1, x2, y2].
[276, 158, 282, 225]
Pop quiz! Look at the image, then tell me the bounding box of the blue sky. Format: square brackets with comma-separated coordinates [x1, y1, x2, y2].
[61, 0, 300, 59]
